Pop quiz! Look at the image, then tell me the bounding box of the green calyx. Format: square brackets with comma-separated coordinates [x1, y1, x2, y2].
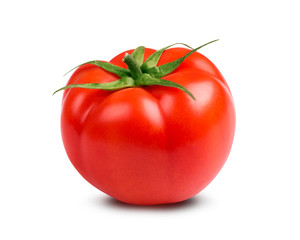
[53, 40, 219, 100]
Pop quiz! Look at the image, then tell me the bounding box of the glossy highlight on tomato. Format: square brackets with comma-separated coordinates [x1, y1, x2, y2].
[57, 42, 235, 205]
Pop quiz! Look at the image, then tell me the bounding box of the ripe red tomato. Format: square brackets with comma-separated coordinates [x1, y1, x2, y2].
[58, 42, 235, 205]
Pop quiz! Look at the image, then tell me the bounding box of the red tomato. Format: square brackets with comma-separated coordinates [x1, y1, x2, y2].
[59, 44, 235, 205]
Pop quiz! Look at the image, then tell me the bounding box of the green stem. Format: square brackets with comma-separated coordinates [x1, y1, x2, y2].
[55, 41, 218, 101]
[123, 53, 143, 80]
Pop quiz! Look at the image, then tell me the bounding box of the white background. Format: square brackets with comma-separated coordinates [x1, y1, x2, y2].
[1, 0, 299, 239]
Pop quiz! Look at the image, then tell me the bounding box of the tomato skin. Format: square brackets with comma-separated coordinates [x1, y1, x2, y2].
[61, 47, 235, 205]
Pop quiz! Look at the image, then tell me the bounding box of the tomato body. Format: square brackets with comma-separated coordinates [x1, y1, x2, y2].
[61, 47, 235, 205]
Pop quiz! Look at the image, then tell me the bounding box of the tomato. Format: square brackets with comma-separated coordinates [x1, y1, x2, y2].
[57, 41, 235, 205]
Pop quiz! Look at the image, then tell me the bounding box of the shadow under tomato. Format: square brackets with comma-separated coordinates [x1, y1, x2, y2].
[98, 194, 209, 211]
